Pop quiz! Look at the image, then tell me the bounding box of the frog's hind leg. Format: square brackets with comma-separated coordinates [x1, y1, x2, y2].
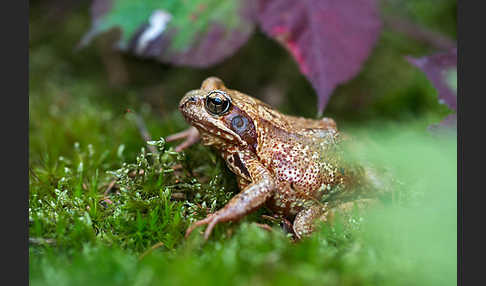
[293, 199, 380, 239]
[293, 205, 326, 239]
[322, 199, 380, 224]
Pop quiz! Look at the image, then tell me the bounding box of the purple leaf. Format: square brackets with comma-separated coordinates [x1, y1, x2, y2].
[257, 0, 381, 115]
[407, 48, 457, 111]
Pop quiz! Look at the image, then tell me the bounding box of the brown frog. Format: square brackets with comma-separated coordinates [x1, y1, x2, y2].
[167, 77, 380, 240]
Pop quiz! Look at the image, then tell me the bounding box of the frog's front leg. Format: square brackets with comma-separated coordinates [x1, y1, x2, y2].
[185, 159, 275, 240]
[165, 126, 200, 152]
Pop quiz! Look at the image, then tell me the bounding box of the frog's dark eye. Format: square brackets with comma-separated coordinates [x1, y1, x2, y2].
[231, 115, 248, 133]
[204, 90, 231, 116]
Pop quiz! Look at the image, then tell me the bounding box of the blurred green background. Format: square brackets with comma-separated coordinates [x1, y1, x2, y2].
[29, 0, 457, 285]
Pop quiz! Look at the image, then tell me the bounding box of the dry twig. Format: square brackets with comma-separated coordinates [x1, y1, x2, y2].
[139, 242, 165, 261]
[129, 111, 159, 155]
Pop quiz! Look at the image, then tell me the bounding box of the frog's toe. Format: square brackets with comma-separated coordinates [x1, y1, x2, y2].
[185, 212, 223, 241]
[184, 215, 214, 239]
[166, 129, 190, 142]
[174, 139, 198, 152]
[203, 216, 221, 240]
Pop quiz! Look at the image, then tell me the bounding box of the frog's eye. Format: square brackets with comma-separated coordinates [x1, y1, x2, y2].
[205, 90, 231, 116]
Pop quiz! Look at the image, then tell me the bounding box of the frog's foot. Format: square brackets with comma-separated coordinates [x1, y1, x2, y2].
[184, 213, 218, 240]
[293, 205, 326, 240]
[184, 207, 246, 241]
[185, 157, 275, 241]
[165, 127, 200, 152]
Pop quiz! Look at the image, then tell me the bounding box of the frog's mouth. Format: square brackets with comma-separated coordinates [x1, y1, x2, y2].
[189, 119, 241, 145]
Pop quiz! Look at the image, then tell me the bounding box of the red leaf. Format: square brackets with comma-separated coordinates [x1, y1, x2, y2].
[407, 49, 457, 112]
[257, 0, 381, 115]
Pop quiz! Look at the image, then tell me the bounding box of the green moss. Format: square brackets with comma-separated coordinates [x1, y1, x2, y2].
[29, 77, 457, 285]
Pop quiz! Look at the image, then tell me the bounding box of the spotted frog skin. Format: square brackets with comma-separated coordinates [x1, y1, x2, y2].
[167, 77, 378, 240]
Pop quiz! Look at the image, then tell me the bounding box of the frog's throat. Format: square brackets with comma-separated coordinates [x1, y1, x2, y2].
[193, 122, 248, 148]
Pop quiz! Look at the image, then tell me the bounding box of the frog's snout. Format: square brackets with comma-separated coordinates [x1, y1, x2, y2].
[179, 93, 198, 110]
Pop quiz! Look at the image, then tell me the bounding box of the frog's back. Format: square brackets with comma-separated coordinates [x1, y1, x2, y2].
[255, 118, 349, 216]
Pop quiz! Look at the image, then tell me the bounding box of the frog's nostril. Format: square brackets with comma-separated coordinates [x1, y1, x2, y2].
[180, 96, 197, 108]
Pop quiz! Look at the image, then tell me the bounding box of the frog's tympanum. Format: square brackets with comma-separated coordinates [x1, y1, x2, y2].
[167, 77, 380, 240]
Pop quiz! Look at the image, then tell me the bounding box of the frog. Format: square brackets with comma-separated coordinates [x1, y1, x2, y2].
[166, 77, 381, 240]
